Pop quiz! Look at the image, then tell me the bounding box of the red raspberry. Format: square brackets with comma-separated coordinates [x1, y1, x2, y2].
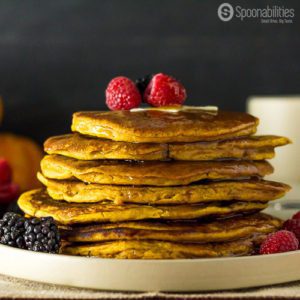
[0, 158, 12, 185]
[283, 219, 300, 241]
[105, 76, 141, 110]
[259, 230, 299, 255]
[0, 182, 19, 203]
[144, 73, 187, 107]
[292, 211, 300, 220]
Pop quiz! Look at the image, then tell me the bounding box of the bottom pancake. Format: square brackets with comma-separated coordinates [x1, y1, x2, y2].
[18, 189, 268, 225]
[61, 236, 266, 259]
[61, 213, 281, 243]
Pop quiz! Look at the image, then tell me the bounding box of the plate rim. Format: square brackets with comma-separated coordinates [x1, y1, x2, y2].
[1, 242, 300, 263]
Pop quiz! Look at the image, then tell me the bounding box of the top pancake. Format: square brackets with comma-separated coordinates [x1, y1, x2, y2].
[71, 110, 259, 143]
[44, 133, 290, 161]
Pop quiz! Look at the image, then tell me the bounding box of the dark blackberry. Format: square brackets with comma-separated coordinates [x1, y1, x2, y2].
[0, 212, 26, 249]
[135, 74, 153, 95]
[0, 212, 61, 253]
[24, 216, 60, 253]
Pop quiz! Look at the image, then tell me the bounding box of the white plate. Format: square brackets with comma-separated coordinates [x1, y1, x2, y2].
[1, 244, 300, 292]
[0, 209, 300, 292]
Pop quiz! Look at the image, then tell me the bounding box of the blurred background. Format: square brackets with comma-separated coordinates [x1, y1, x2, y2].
[0, 0, 299, 143]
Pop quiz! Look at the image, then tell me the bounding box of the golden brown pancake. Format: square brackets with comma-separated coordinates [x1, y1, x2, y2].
[44, 133, 290, 161]
[44, 133, 168, 161]
[170, 135, 291, 161]
[40, 155, 273, 186]
[71, 110, 258, 143]
[38, 173, 290, 205]
[61, 213, 281, 243]
[18, 189, 268, 225]
[61, 236, 265, 259]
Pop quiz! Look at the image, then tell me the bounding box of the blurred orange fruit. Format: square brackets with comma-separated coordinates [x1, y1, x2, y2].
[0, 133, 43, 192]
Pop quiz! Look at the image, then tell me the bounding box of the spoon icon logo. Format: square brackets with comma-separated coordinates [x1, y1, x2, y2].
[218, 3, 234, 22]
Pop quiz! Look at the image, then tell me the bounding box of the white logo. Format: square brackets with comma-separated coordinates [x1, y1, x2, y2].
[218, 3, 234, 22]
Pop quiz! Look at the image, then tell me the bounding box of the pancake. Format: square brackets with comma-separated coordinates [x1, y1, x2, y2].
[44, 133, 168, 161]
[40, 155, 273, 186]
[44, 133, 290, 161]
[61, 237, 265, 259]
[18, 189, 268, 225]
[38, 173, 290, 204]
[61, 213, 281, 243]
[170, 135, 291, 161]
[71, 110, 258, 143]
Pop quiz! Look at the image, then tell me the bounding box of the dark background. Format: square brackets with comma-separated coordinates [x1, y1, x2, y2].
[0, 0, 299, 143]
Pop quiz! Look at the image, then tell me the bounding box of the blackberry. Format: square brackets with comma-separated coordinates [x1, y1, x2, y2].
[135, 74, 153, 95]
[0, 212, 26, 249]
[0, 212, 61, 253]
[24, 216, 60, 253]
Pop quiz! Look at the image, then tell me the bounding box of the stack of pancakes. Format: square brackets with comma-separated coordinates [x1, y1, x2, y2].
[18, 108, 291, 259]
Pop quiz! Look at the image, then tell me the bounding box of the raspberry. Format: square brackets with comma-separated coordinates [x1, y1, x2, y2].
[105, 76, 141, 110]
[0, 158, 12, 185]
[292, 211, 300, 220]
[144, 73, 187, 107]
[259, 230, 299, 254]
[0, 183, 19, 203]
[283, 219, 300, 241]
